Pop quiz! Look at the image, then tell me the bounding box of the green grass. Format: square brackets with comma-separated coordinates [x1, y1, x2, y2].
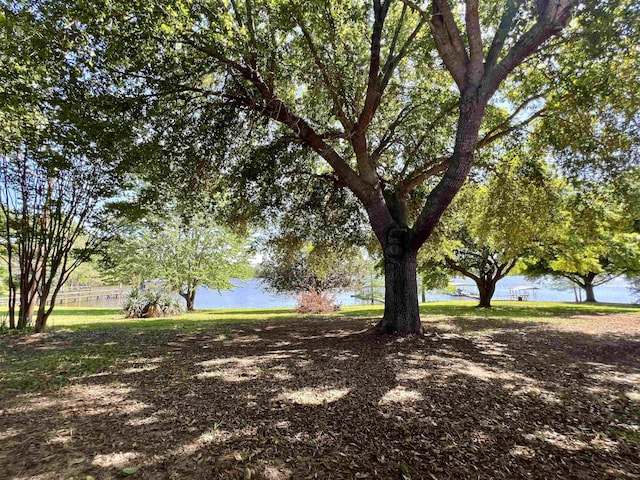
[341, 300, 639, 320]
[4, 300, 638, 332]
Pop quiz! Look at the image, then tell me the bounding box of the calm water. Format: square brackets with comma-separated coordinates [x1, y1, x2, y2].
[81, 276, 638, 309]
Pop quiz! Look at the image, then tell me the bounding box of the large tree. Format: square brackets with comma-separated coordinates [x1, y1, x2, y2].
[69, 0, 581, 333]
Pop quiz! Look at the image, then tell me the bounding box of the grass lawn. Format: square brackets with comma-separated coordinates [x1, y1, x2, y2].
[1, 302, 639, 479]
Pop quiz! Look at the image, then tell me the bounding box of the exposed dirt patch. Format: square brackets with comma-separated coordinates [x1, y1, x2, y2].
[1, 313, 640, 479]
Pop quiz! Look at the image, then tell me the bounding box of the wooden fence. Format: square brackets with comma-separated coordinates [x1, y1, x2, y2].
[0, 286, 127, 307]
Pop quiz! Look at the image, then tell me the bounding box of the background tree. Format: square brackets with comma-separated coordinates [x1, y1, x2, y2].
[260, 241, 368, 311]
[105, 216, 252, 311]
[0, 4, 131, 331]
[0, 153, 122, 332]
[525, 180, 640, 302]
[422, 152, 565, 307]
[68, 0, 579, 333]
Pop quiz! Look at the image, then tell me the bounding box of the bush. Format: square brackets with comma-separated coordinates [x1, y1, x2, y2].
[123, 288, 185, 318]
[295, 289, 339, 314]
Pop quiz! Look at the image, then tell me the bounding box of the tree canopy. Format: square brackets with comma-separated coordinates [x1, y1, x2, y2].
[421, 150, 565, 306]
[524, 176, 640, 302]
[2, 0, 639, 331]
[104, 216, 252, 310]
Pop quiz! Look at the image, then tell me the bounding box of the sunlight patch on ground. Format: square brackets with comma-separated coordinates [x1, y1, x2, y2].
[591, 371, 640, 386]
[426, 355, 537, 385]
[509, 445, 536, 459]
[61, 383, 148, 416]
[525, 430, 588, 451]
[0, 427, 23, 440]
[47, 428, 73, 445]
[197, 353, 297, 383]
[122, 365, 159, 374]
[585, 386, 612, 395]
[69, 371, 113, 381]
[510, 385, 560, 403]
[170, 428, 230, 456]
[332, 351, 360, 361]
[126, 414, 161, 427]
[271, 371, 295, 381]
[12, 474, 57, 480]
[92, 451, 141, 468]
[473, 338, 513, 359]
[379, 386, 423, 405]
[5, 383, 148, 417]
[224, 334, 264, 345]
[277, 387, 350, 405]
[263, 464, 293, 480]
[524, 429, 618, 452]
[197, 366, 260, 382]
[396, 368, 432, 381]
[625, 390, 640, 401]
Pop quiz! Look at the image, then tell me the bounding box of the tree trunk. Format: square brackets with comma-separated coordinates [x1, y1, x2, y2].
[376, 231, 421, 334]
[34, 303, 48, 333]
[475, 278, 497, 308]
[17, 292, 38, 330]
[34, 284, 52, 333]
[583, 282, 596, 303]
[180, 290, 196, 311]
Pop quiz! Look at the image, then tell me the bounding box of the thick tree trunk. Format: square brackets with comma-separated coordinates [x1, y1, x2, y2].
[583, 282, 596, 303]
[180, 290, 196, 311]
[475, 278, 497, 308]
[376, 232, 421, 334]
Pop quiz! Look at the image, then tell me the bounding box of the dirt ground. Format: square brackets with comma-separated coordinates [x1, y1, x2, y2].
[1, 313, 639, 479]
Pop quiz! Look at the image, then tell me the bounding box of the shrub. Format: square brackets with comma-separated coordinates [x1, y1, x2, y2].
[295, 288, 339, 314]
[123, 288, 185, 318]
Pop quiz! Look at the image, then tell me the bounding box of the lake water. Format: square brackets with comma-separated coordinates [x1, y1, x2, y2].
[81, 275, 638, 309]
[194, 276, 637, 308]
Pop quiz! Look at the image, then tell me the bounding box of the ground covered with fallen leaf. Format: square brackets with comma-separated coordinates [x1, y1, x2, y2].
[1, 308, 639, 479]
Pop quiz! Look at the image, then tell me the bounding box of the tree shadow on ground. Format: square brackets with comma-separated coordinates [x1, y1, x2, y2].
[1, 315, 639, 479]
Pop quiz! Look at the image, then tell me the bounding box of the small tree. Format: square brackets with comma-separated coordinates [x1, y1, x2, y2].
[106, 216, 252, 311]
[260, 242, 367, 311]
[0, 153, 117, 332]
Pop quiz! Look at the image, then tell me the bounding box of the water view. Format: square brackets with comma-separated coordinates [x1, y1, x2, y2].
[81, 276, 637, 309]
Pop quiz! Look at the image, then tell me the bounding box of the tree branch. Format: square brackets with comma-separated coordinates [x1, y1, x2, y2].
[429, 0, 469, 90]
[481, 0, 574, 99]
[485, 0, 521, 71]
[293, 11, 353, 130]
[465, 0, 484, 85]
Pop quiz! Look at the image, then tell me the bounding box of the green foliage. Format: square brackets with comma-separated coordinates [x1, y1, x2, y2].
[122, 288, 184, 319]
[105, 215, 252, 309]
[525, 175, 640, 296]
[421, 152, 565, 291]
[525, 0, 640, 179]
[260, 242, 367, 295]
